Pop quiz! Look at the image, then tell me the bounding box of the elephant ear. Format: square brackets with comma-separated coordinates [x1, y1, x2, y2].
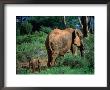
[72, 30, 81, 46]
[76, 30, 83, 39]
[74, 35, 81, 46]
[72, 30, 76, 44]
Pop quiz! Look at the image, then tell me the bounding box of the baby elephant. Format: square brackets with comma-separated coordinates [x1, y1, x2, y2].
[45, 28, 84, 67]
[17, 61, 30, 69]
[29, 59, 41, 72]
[29, 59, 48, 73]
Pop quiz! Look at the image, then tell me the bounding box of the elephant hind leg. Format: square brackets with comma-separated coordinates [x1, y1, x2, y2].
[74, 46, 78, 56]
[51, 51, 59, 67]
[47, 50, 52, 67]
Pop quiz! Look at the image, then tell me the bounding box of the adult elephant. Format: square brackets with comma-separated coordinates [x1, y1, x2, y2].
[45, 28, 84, 67]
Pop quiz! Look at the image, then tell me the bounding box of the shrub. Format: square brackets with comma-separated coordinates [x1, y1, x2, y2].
[20, 22, 33, 35]
[16, 29, 20, 36]
[16, 32, 94, 74]
[16, 33, 47, 62]
[16, 34, 38, 45]
[17, 68, 32, 74]
[39, 26, 52, 34]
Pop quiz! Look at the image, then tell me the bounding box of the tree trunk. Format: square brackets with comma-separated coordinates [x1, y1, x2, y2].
[78, 17, 83, 29]
[88, 16, 94, 34]
[63, 16, 67, 29]
[79, 16, 88, 37]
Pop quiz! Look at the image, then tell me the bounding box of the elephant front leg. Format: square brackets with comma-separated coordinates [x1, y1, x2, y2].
[80, 46, 84, 57]
[71, 44, 78, 56]
[79, 43, 84, 57]
[74, 46, 78, 56]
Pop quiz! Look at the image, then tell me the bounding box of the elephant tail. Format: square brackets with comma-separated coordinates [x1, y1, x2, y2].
[49, 41, 53, 51]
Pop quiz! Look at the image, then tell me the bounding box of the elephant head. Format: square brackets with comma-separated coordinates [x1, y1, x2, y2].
[45, 28, 84, 67]
[72, 29, 84, 56]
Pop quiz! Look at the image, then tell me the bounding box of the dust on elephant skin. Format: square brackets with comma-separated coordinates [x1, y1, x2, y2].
[45, 28, 84, 67]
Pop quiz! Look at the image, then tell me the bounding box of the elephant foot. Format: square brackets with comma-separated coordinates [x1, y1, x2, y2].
[47, 62, 51, 67]
[74, 52, 77, 56]
[67, 50, 71, 53]
[50, 61, 56, 67]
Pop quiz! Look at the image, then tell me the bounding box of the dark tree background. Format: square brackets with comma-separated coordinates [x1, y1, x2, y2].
[16, 16, 94, 36]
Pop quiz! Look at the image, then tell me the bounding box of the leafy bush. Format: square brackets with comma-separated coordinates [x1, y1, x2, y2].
[82, 33, 94, 73]
[16, 35, 31, 45]
[16, 34, 39, 45]
[20, 22, 33, 35]
[39, 26, 52, 34]
[16, 33, 47, 62]
[16, 32, 94, 74]
[17, 68, 32, 74]
[16, 29, 20, 36]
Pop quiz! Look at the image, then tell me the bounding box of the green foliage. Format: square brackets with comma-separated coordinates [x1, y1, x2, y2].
[65, 16, 78, 28]
[20, 22, 32, 35]
[16, 16, 94, 74]
[16, 29, 20, 36]
[83, 33, 94, 72]
[17, 34, 37, 44]
[17, 68, 32, 74]
[16, 32, 47, 62]
[39, 26, 52, 34]
[16, 31, 94, 74]
[16, 22, 21, 36]
[16, 16, 80, 36]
